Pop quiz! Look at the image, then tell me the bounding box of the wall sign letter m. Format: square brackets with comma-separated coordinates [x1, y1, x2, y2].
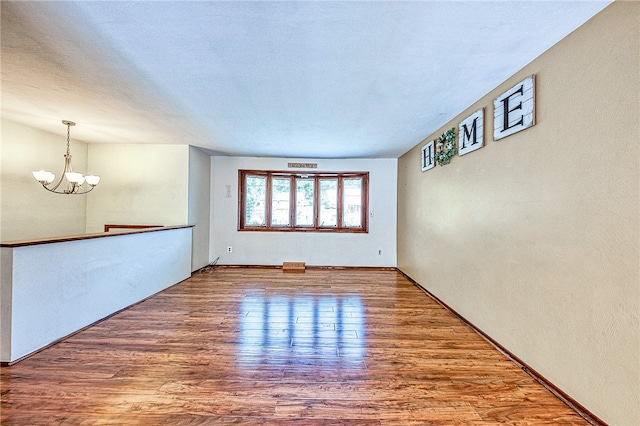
[459, 108, 484, 156]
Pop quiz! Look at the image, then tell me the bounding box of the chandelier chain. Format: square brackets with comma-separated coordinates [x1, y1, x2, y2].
[66, 122, 71, 155]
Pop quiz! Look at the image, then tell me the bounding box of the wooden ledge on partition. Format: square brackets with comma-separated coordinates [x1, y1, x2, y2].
[282, 261, 306, 273]
[104, 224, 162, 232]
[0, 225, 193, 248]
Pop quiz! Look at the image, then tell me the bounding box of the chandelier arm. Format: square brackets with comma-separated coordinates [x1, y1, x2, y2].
[42, 153, 74, 193]
[39, 182, 94, 195]
[40, 181, 95, 195]
[40, 185, 66, 194]
[45, 174, 66, 192]
[71, 185, 95, 195]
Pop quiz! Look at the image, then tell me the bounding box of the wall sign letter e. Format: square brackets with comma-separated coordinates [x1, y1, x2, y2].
[493, 75, 535, 141]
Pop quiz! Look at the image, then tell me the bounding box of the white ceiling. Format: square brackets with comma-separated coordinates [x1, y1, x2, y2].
[1, 1, 610, 159]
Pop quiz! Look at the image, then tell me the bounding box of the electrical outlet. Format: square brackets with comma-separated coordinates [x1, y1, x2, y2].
[227, 246, 232, 253]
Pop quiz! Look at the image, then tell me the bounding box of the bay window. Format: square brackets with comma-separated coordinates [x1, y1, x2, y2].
[239, 170, 368, 232]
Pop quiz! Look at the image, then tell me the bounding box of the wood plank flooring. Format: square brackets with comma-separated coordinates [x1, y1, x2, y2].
[1, 267, 587, 425]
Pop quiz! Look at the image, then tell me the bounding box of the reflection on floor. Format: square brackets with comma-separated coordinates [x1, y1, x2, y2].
[239, 294, 365, 364]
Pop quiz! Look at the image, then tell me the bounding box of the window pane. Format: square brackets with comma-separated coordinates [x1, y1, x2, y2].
[295, 178, 314, 226]
[343, 178, 362, 228]
[319, 179, 337, 227]
[271, 177, 290, 226]
[245, 175, 266, 226]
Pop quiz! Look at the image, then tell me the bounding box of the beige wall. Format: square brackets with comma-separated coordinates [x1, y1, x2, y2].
[85, 144, 190, 233]
[1, 119, 89, 241]
[397, 3, 638, 425]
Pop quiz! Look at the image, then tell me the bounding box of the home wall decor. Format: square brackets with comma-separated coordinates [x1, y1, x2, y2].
[421, 141, 435, 172]
[493, 75, 535, 140]
[435, 128, 456, 166]
[420, 75, 536, 172]
[458, 108, 484, 156]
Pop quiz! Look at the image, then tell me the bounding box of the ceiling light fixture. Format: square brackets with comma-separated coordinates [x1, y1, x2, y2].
[32, 120, 100, 194]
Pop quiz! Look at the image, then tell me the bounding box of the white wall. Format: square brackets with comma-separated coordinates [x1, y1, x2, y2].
[188, 146, 211, 271]
[397, 3, 638, 424]
[0, 247, 13, 361]
[211, 156, 397, 267]
[1, 119, 89, 241]
[1, 227, 192, 362]
[86, 144, 190, 233]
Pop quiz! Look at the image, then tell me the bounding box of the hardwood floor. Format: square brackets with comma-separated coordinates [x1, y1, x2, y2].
[1, 267, 587, 425]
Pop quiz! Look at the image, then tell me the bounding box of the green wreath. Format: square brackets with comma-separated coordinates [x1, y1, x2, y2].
[436, 128, 456, 166]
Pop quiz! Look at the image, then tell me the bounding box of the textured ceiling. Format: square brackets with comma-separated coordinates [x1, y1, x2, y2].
[1, 1, 610, 158]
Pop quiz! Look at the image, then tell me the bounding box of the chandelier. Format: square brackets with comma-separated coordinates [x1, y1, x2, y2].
[32, 120, 101, 194]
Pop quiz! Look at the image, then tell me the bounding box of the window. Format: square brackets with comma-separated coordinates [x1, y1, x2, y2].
[239, 170, 368, 232]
